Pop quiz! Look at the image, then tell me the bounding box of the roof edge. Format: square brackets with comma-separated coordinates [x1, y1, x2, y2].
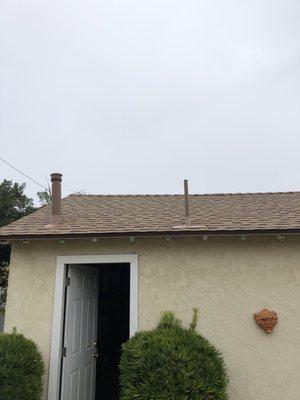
[1, 228, 300, 241]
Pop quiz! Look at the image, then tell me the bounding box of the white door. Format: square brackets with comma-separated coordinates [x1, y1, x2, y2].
[62, 265, 99, 400]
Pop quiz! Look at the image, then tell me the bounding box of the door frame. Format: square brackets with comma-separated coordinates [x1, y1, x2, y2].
[47, 254, 139, 400]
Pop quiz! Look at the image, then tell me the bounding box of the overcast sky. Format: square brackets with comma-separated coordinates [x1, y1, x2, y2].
[1, 1, 300, 201]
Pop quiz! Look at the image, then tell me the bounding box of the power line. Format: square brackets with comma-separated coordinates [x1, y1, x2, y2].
[0, 156, 48, 191]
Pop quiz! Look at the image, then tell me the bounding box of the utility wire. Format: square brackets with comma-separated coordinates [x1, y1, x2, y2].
[0, 156, 48, 191]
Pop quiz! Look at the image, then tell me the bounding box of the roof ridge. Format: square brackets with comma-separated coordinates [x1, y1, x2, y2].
[67, 191, 300, 197]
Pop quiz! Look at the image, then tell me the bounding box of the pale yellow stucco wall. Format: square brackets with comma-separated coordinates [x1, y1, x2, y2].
[4, 236, 300, 399]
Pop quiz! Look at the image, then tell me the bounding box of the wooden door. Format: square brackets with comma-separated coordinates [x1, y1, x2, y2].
[62, 265, 99, 400]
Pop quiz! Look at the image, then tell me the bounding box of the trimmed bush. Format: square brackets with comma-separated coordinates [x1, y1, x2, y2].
[0, 330, 45, 400]
[120, 309, 228, 400]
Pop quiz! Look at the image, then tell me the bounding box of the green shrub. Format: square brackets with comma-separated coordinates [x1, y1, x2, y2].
[120, 309, 229, 400]
[0, 330, 45, 400]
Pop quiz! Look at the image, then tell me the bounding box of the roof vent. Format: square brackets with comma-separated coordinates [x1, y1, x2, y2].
[172, 179, 207, 231]
[48, 172, 62, 225]
[184, 179, 190, 226]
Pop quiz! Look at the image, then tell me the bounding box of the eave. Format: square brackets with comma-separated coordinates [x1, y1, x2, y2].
[1, 228, 300, 242]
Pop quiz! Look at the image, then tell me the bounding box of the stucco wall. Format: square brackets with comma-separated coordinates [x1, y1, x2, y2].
[4, 236, 300, 399]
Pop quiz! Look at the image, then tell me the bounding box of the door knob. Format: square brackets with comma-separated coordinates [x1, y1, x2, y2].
[93, 353, 99, 359]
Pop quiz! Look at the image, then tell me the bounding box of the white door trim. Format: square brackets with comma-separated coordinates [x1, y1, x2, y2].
[47, 254, 139, 400]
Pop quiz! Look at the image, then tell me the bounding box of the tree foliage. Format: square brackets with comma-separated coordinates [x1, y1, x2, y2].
[37, 189, 51, 206]
[0, 247, 10, 311]
[0, 180, 35, 228]
[0, 180, 36, 310]
[120, 309, 229, 400]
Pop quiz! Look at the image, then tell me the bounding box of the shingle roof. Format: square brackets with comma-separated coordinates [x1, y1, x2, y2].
[1, 192, 300, 239]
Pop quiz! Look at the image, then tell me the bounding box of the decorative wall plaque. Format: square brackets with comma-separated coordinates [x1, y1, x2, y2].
[254, 309, 278, 333]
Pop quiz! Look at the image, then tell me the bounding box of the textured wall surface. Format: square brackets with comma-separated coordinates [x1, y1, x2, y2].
[5, 236, 300, 399]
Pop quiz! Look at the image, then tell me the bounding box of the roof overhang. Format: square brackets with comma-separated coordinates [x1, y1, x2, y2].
[1, 228, 300, 242]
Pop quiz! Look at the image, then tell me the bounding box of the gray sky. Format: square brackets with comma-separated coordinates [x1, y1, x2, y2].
[1, 0, 300, 201]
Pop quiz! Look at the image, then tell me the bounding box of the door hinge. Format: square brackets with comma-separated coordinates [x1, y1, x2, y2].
[62, 347, 67, 358]
[65, 277, 71, 287]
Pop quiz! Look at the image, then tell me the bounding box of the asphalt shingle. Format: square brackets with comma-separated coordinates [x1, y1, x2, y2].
[1, 192, 300, 238]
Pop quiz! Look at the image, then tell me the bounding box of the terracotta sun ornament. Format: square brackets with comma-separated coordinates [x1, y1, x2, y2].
[254, 309, 278, 334]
